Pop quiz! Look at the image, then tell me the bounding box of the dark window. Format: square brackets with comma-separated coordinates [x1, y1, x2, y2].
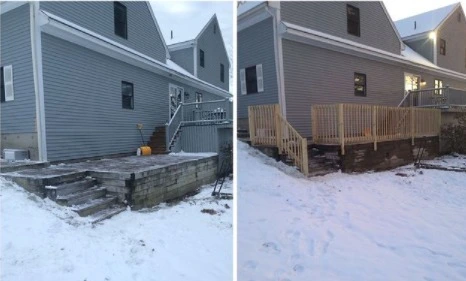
[195, 92, 202, 108]
[220, 63, 225, 83]
[200, 49, 205, 67]
[1, 67, 5, 103]
[246, 66, 258, 94]
[114, 2, 127, 39]
[354, 73, 366, 96]
[347, 5, 360, 37]
[440, 39, 446, 55]
[459, 12, 462, 22]
[214, 24, 216, 34]
[465, 49, 466, 68]
[122, 81, 133, 109]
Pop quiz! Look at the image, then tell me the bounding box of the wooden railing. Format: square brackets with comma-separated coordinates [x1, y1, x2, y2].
[312, 104, 441, 154]
[399, 86, 466, 108]
[248, 104, 309, 176]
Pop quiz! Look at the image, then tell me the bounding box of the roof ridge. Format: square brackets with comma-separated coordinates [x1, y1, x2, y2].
[395, 2, 459, 22]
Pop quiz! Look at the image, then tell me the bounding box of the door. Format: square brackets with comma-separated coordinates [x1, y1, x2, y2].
[169, 84, 184, 119]
[404, 73, 420, 106]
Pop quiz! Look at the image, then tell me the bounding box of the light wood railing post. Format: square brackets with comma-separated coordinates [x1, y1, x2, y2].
[372, 105, 377, 151]
[275, 104, 282, 151]
[411, 106, 415, 145]
[248, 106, 255, 145]
[338, 104, 345, 155]
[302, 137, 309, 176]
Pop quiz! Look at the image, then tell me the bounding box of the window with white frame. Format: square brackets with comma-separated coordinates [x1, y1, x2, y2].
[1, 65, 14, 103]
[195, 92, 203, 108]
[239, 64, 263, 95]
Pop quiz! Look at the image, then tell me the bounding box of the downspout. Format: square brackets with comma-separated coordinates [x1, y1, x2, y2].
[30, 2, 47, 161]
[266, 3, 287, 118]
[193, 42, 198, 77]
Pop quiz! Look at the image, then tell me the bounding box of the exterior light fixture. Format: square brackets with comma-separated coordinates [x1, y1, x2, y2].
[429, 32, 436, 40]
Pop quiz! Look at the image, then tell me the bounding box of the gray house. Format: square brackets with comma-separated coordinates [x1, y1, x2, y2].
[168, 14, 230, 91]
[1, 1, 232, 162]
[238, 1, 466, 138]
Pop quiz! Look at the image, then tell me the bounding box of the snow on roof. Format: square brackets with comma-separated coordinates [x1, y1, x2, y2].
[238, 1, 265, 16]
[166, 59, 195, 78]
[401, 45, 438, 69]
[394, 3, 459, 38]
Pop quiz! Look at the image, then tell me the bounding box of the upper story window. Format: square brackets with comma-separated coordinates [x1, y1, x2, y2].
[114, 2, 127, 39]
[122, 81, 134, 109]
[240, 64, 264, 95]
[220, 63, 225, 83]
[214, 24, 217, 34]
[347, 5, 360, 37]
[354, 73, 366, 96]
[200, 49, 205, 68]
[459, 12, 462, 22]
[1, 65, 14, 102]
[439, 39, 446, 56]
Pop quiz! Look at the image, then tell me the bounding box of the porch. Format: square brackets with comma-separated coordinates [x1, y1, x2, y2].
[248, 103, 441, 176]
[399, 86, 466, 110]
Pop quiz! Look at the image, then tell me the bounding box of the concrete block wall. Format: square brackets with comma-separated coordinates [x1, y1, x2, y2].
[340, 137, 439, 173]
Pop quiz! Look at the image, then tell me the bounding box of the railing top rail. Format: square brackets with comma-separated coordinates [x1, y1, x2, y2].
[408, 87, 449, 93]
[166, 104, 182, 126]
[183, 99, 231, 106]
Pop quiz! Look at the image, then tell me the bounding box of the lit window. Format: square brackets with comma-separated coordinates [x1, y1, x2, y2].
[354, 73, 366, 96]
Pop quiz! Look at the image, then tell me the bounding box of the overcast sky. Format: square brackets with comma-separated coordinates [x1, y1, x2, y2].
[382, 0, 465, 21]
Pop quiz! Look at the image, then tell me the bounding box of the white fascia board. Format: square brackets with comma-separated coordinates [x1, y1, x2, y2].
[167, 40, 196, 51]
[40, 11, 231, 98]
[0, 1, 27, 14]
[281, 22, 466, 81]
[145, 2, 171, 60]
[238, 4, 271, 32]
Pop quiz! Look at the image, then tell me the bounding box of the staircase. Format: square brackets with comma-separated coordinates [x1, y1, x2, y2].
[44, 173, 125, 223]
[148, 126, 168, 154]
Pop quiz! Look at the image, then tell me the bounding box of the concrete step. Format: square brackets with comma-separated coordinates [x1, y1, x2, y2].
[90, 206, 127, 224]
[56, 186, 107, 206]
[72, 196, 118, 217]
[49, 178, 98, 198]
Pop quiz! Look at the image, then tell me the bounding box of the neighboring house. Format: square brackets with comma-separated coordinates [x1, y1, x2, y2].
[395, 3, 466, 74]
[1, 1, 232, 162]
[237, 1, 466, 138]
[168, 14, 230, 91]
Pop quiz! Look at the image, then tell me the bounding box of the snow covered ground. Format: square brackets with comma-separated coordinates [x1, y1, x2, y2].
[238, 141, 466, 281]
[0, 178, 232, 281]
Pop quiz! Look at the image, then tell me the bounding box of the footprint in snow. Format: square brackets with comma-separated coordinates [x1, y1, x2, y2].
[262, 242, 280, 253]
[243, 260, 258, 270]
[293, 264, 304, 273]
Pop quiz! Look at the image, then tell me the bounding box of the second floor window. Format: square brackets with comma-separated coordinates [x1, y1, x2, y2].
[347, 5, 360, 37]
[440, 39, 446, 55]
[200, 49, 205, 67]
[114, 2, 127, 39]
[220, 63, 225, 83]
[354, 73, 366, 96]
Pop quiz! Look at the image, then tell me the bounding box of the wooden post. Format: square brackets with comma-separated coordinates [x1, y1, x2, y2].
[248, 106, 255, 145]
[411, 106, 415, 145]
[372, 105, 377, 151]
[275, 104, 282, 150]
[302, 137, 309, 176]
[338, 104, 345, 155]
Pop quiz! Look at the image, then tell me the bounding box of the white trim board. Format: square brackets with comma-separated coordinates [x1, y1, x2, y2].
[39, 10, 231, 98]
[281, 21, 466, 81]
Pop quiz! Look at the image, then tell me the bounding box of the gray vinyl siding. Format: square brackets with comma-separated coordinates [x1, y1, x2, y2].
[196, 18, 230, 91]
[177, 123, 232, 153]
[280, 1, 401, 55]
[0, 4, 36, 134]
[41, 34, 222, 161]
[170, 47, 194, 75]
[405, 38, 434, 63]
[39, 1, 167, 63]
[436, 6, 466, 74]
[237, 17, 278, 118]
[282, 39, 404, 138]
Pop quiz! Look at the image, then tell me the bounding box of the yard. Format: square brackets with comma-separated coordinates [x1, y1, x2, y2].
[0, 177, 232, 281]
[238, 141, 466, 281]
